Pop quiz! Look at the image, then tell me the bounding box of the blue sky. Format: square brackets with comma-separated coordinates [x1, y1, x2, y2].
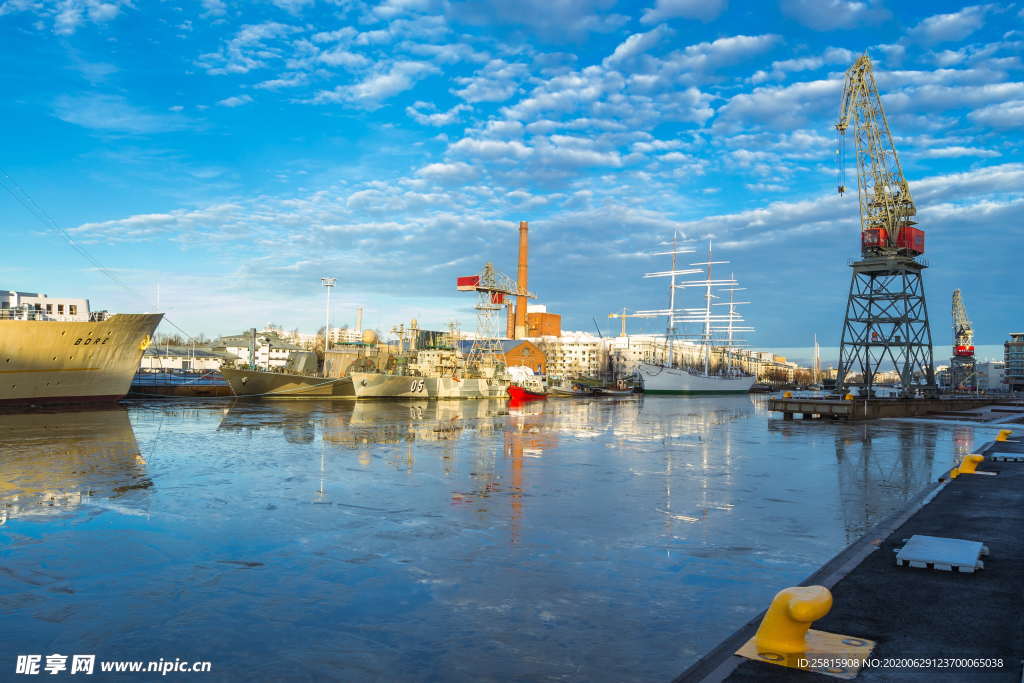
[1, 0, 1021, 354]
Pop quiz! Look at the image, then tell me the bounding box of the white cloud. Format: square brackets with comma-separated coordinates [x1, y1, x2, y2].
[201, 0, 227, 16]
[311, 61, 440, 108]
[602, 24, 673, 69]
[914, 146, 1000, 158]
[406, 101, 471, 126]
[373, 0, 443, 20]
[415, 161, 480, 183]
[713, 79, 842, 131]
[0, 0, 131, 34]
[270, 0, 314, 13]
[749, 46, 854, 83]
[780, 0, 890, 31]
[254, 73, 309, 89]
[452, 60, 529, 103]
[197, 22, 302, 75]
[53, 93, 192, 134]
[217, 94, 253, 107]
[451, 0, 626, 40]
[448, 138, 533, 161]
[907, 5, 992, 45]
[640, 0, 727, 24]
[967, 100, 1024, 128]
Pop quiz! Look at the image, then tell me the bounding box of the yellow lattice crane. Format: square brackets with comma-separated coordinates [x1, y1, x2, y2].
[836, 54, 923, 258]
[834, 53, 936, 396]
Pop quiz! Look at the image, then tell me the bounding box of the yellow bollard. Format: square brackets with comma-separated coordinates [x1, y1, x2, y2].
[783, 391, 793, 398]
[754, 586, 833, 654]
[957, 454, 984, 475]
[996, 429, 1013, 442]
[844, 393, 855, 401]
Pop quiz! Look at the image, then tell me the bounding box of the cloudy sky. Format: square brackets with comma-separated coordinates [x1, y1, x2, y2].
[1, 0, 1021, 354]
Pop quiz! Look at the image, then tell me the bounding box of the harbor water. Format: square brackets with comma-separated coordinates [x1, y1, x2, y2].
[0, 397, 981, 681]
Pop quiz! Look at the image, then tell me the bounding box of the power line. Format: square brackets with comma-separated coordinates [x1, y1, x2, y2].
[0, 166, 197, 341]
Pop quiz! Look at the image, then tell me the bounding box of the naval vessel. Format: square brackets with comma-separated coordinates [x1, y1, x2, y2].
[0, 290, 163, 405]
[350, 347, 511, 399]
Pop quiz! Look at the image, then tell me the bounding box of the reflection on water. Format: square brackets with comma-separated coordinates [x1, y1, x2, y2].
[0, 397, 974, 681]
[0, 408, 149, 525]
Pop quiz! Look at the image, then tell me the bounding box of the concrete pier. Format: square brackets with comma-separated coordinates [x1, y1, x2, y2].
[676, 435, 1024, 682]
[767, 397, 995, 421]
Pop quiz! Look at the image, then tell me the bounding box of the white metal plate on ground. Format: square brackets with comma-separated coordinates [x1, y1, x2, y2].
[895, 535, 988, 573]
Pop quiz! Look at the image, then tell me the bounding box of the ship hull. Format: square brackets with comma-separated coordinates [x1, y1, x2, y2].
[507, 385, 546, 401]
[349, 372, 510, 399]
[426, 376, 509, 399]
[221, 367, 354, 398]
[0, 313, 163, 405]
[351, 372, 431, 399]
[638, 363, 755, 394]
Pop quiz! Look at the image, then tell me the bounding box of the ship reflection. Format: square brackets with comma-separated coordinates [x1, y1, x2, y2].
[0, 408, 149, 524]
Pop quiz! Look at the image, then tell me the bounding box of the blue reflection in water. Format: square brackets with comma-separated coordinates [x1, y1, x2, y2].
[0, 397, 970, 681]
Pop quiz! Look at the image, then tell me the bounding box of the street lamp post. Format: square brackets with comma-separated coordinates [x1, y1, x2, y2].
[321, 277, 336, 353]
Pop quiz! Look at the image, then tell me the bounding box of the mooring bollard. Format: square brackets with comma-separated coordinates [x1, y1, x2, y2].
[783, 391, 793, 398]
[844, 393, 855, 401]
[950, 454, 984, 479]
[996, 429, 1013, 442]
[754, 586, 833, 654]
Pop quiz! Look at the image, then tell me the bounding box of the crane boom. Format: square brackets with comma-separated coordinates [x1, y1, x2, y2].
[836, 54, 923, 258]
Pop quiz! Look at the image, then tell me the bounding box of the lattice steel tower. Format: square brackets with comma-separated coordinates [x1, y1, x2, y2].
[835, 54, 936, 396]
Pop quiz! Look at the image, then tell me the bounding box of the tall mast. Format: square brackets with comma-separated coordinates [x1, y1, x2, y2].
[667, 233, 677, 365]
[703, 241, 713, 376]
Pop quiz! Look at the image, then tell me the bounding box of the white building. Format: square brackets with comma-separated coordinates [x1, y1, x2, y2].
[976, 360, 1007, 392]
[140, 347, 226, 371]
[215, 330, 306, 370]
[532, 332, 608, 379]
[0, 290, 91, 321]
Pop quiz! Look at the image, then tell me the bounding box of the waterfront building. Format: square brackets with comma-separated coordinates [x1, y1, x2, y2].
[139, 346, 228, 372]
[1004, 333, 1024, 392]
[0, 290, 92, 321]
[975, 360, 1007, 392]
[453, 340, 546, 374]
[214, 329, 307, 370]
[533, 332, 608, 379]
[526, 304, 561, 337]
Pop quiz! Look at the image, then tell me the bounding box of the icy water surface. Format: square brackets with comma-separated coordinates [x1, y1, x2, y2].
[0, 396, 987, 681]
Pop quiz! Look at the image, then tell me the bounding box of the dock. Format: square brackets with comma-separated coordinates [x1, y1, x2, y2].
[767, 396, 997, 421]
[676, 432, 1024, 682]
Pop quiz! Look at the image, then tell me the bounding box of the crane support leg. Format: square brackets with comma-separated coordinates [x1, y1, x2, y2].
[837, 256, 936, 397]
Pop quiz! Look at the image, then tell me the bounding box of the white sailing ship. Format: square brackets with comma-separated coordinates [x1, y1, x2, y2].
[633, 240, 756, 395]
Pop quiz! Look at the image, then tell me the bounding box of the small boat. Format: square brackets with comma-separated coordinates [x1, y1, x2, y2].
[595, 379, 635, 396]
[595, 387, 634, 396]
[507, 385, 547, 401]
[549, 383, 595, 397]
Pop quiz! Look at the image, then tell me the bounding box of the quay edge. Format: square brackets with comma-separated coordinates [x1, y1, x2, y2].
[675, 434, 1024, 682]
[767, 396, 996, 420]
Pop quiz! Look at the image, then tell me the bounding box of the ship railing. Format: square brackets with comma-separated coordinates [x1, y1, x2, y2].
[0, 309, 89, 322]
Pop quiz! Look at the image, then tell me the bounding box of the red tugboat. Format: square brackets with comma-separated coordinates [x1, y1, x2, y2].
[507, 384, 547, 401]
